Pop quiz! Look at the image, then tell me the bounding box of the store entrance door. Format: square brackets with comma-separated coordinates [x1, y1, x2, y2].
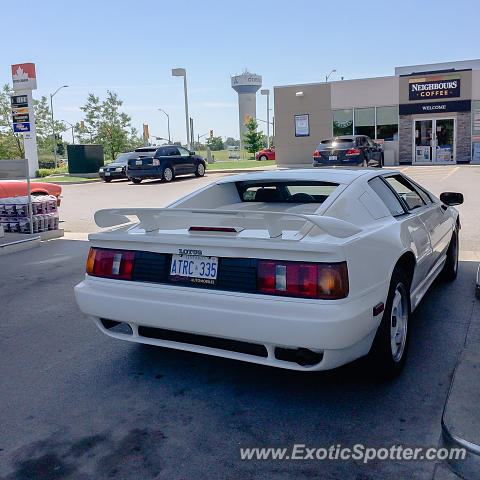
[413, 118, 456, 164]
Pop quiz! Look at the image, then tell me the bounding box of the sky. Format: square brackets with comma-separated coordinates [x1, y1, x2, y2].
[1, 0, 478, 144]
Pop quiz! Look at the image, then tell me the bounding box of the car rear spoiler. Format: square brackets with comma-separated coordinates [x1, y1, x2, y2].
[94, 208, 362, 239]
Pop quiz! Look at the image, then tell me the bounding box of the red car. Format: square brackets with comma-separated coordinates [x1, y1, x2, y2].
[0, 181, 62, 206]
[256, 146, 275, 161]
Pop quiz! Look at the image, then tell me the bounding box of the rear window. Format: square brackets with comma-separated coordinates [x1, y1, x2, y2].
[318, 139, 355, 149]
[236, 181, 338, 203]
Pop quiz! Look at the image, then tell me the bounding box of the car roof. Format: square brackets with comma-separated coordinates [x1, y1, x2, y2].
[217, 168, 397, 186]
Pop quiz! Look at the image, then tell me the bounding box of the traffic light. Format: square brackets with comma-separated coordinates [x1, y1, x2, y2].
[210, 130, 213, 138]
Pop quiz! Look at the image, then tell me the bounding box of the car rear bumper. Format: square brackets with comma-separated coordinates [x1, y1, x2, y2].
[74, 275, 384, 371]
[126, 168, 162, 179]
[313, 156, 362, 167]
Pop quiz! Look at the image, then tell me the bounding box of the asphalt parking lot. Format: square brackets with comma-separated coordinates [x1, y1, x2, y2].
[1, 165, 479, 479]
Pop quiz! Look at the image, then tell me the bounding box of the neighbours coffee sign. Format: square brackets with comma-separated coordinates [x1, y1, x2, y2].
[409, 75, 460, 100]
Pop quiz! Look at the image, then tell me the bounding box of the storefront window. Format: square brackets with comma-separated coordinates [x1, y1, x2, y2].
[333, 109, 353, 136]
[354, 108, 375, 138]
[376, 106, 398, 141]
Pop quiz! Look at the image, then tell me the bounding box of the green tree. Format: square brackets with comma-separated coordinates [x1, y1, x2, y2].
[0, 84, 24, 159]
[224, 137, 240, 147]
[76, 91, 142, 161]
[242, 117, 264, 154]
[206, 135, 224, 151]
[33, 95, 66, 154]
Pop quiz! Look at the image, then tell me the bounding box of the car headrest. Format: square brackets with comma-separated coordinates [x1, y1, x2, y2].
[254, 188, 280, 202]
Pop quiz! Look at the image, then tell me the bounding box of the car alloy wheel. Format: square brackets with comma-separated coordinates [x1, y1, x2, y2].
[131, 178, 142, 184]
[260, 155, 268, 161]
[368, 266, 411, 378]
[195, 163, 205, 177]
[390, 284, 408, 363]
[163, 167, 173, 182]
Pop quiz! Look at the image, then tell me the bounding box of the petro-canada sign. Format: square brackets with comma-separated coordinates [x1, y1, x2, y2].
[409, 75, 460, 101]
[11, 63, 37, 91]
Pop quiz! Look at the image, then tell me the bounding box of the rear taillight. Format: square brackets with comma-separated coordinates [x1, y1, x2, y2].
[346, 148, 361, 155]
[86, 248, 135, 280]
[313, 149, 320, 157]
[257, 261, 348, 299]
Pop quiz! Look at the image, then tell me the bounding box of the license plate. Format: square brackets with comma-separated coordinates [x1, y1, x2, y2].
[105, 171, 110, 176]
[329, 156, 337, 161]
[136, 160, 142, 165]
[169, 254, 218, 285]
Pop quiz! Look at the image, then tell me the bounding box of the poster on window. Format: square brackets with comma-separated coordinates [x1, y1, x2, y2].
[474, 110, 480, 132]
[294, 114, 309, 137]
[473, 143, 480, 164]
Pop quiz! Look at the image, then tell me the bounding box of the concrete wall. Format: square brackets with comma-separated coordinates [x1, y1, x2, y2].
[274, 83, 332, 167]
[331, 76, 398, 109]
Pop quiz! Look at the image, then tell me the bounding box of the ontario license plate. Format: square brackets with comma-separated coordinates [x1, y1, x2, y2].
[169, 254, 218, 285]
[105, 171, 110, 176]
[136, 160, 142, 165]
[329, 156, 337, 161]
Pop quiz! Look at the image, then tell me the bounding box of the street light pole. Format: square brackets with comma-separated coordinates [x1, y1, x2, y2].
[261, 89, 270, 148]
[158, 108, 171, 143]
[325, 69, 337, 82]
[172, 68, 190, 150]
[50, 85, 69, 168]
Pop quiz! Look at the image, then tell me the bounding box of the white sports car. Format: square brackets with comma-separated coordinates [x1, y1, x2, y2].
[74, 169, 463, 377]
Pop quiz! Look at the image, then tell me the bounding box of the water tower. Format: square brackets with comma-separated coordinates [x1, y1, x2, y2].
[231, 70, 262, 143]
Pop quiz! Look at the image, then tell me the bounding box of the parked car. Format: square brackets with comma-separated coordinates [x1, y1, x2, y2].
[99, 151, 154, 182]
[0, 180, 62, 205]
[256, 146, 275, 161]
[313, 135, 383, 167]
[126, 145, 206, 184]
[75, 168, 462, 378]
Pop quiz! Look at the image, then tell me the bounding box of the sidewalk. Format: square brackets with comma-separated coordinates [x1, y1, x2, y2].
[434, 291, 480, 479]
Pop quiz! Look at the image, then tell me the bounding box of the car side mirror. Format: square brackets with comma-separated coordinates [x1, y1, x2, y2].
[440, 192, 463, 206]
[189, 151, 195, 155]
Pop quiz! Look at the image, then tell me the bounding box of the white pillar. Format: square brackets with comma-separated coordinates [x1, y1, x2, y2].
[23, 90, 39, 178]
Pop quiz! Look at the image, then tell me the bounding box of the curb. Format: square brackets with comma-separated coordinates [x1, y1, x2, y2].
[34, 178, 102, 185]
[439, 346, 480, 479]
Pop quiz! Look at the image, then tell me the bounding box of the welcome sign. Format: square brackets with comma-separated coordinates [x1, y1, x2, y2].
[409, 75, 460, 100]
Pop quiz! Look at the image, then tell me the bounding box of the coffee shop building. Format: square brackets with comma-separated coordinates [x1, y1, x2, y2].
[273, 59, 480, 167]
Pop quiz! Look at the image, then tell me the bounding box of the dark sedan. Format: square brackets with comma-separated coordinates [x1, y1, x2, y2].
[313, 135, 383, 168]
[127, 145, 206, 184]
[99, 151, 155, 182]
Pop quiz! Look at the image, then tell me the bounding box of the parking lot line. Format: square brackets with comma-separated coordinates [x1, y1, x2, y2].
[440, 166, 460, 181]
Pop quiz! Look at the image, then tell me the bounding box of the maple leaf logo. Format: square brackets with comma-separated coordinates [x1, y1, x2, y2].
[13, 66, 29, 80]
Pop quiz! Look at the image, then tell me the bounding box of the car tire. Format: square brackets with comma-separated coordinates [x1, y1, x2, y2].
[368, 266, 411, 379]
[131, 178, 142, 184]
[259, 155, 268, 161]
[162, 166, 174, 182]
[441, 226, 459, 282]
[103, 177, 112, 183]
[195, 162, 205, 177]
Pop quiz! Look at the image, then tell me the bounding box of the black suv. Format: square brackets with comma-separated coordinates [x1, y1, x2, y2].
[127, 146, 206, 184]
[313, 135, 383, 168]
